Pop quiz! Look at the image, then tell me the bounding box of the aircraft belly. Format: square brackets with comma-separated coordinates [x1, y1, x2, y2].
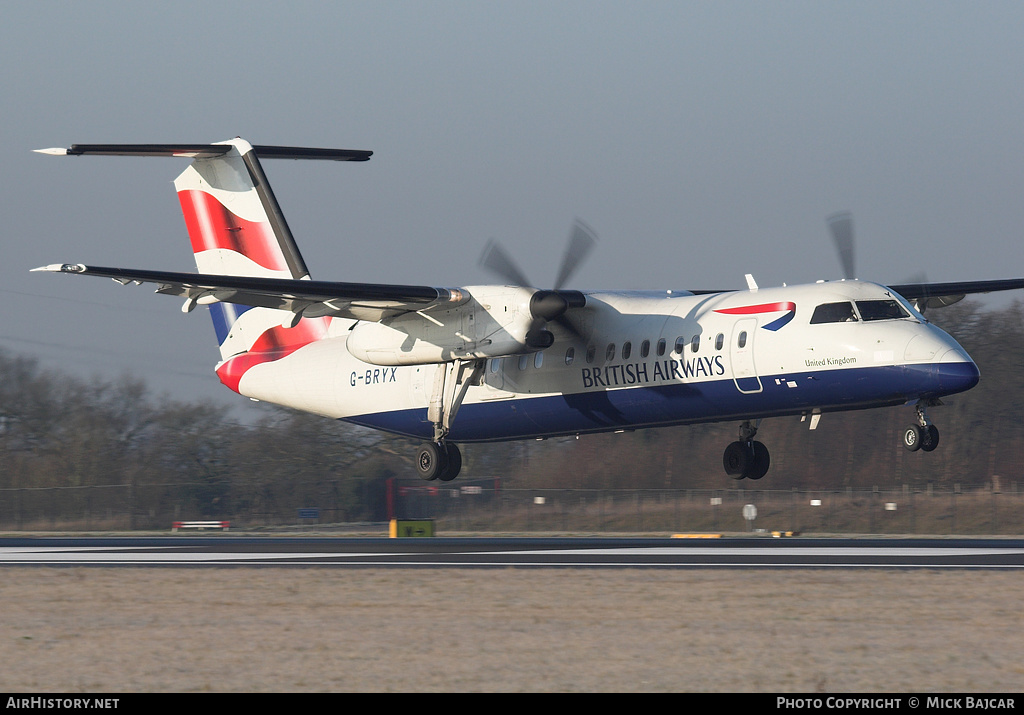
[345, 362, 961, 442]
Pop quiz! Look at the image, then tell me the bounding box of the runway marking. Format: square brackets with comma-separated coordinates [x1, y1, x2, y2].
[1, 545, 1021, 568]
[3, 560, 1020, 570]
[0, 546, 180, 554]
[491, 547, 1024, 557]
[0, 548, 410, 562]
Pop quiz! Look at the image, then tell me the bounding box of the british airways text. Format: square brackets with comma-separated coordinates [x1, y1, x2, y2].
[581, 356, 725, 388]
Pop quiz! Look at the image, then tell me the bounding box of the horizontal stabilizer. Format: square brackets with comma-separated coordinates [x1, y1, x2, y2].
[34, 143, 372, 161]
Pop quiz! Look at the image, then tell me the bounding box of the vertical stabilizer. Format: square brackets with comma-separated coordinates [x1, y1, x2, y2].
[172, 139, 328, 368]
[36, 139, 372, 391]
[175, 138, 310, 280]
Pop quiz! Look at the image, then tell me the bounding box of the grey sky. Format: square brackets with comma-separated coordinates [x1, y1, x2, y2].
[2, 1, 1023, 409]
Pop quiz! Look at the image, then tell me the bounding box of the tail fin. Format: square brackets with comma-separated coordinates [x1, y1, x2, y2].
[173, 138, 326, 365]
[175, 138, 310, 280]
[44, 139, 371, 388]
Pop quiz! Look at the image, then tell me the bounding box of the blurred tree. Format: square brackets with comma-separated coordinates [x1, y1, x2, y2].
[1, 296, 1021, 528]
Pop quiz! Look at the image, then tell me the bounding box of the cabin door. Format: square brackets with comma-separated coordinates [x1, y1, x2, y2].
[730, 318, 763, 394]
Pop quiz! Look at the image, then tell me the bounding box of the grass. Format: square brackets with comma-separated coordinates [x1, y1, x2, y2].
[1, 567, 1022, 692]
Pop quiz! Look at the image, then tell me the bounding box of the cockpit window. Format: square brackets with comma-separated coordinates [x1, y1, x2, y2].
[810, 302, 857, 324]
[856, 299, 911, 321]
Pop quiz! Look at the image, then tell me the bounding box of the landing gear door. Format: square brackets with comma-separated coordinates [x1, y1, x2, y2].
[731, 318, 762, 394]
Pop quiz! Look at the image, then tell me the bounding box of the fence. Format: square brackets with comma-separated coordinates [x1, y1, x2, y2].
[391, 482, 1023, 535]
[0, 480, 1020, 535]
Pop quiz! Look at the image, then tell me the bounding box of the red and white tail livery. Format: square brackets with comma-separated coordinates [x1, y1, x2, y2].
[172, 139, 333, 391]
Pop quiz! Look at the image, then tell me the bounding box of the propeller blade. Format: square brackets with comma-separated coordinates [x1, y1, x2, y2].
[827, 211, 855, 280]
[524, 321, 555, 349]
[553, 219, 598, 290]
[554, 314, 585, 341]
[479, 238, 533, 287]
[530, 290, 570, 321]
[479, 220, 595, 349]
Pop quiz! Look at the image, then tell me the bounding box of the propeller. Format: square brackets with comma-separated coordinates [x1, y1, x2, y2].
[826, 211, 855, 280]
[479, 219, 596, 349]
[824, 211, 964, 313]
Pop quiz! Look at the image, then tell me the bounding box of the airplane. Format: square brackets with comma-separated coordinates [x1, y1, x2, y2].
[33, 138, 1024, 483]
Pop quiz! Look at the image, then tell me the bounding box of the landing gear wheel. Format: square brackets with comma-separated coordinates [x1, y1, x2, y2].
[906, 402, 941, 453]
[723, 440, 771, 480]
[438, 443, 462, 482]
[903, 425, 923, 452]
[903, 425, 922, 451]
[723, 441, 752, 479]
[747, 441, 771, 480]
[416, 442, 448, 481]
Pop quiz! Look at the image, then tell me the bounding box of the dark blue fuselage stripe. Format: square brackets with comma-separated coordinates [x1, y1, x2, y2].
[342, 362, 980, 443]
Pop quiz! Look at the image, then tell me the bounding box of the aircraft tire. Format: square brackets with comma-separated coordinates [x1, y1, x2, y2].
[921, 425, 940, 452]
[416, 442, 448, 481]
[723, 441, 751, 479]
[438, 443, 462, 482]
[746, 441, 770, 480]
[903, 425, 923, 452]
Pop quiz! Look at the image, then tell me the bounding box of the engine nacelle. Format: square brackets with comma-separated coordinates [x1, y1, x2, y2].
[346, 286, 541, 366]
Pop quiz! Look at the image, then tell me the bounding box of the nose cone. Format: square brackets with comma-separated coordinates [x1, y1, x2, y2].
[936, 349, 980, 395]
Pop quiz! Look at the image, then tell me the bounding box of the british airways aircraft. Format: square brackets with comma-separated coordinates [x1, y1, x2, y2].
[33, 139, 1024, 482]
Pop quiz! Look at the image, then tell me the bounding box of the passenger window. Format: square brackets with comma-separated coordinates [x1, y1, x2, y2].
[518, 355, 529, 370]
[856, 299, 910, 321]
[674, 337, 686, 354]
[715, 333, 724, 350]
[490, 358, 501, 373]
[535, 351, 544, 369]
[586, 345, 596, 364]
[622, 342, 632, 360]
[606, 343, 616, 362]
[810, 302, 857, 324]
[565, 347, 575, 366]
[640, 340, 650, 358]
[657, 338, 666, 356]
[690, 335, 700, 353]
[737, 331, 747, 349]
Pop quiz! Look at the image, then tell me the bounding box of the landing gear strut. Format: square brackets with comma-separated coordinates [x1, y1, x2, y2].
[416, 359, 484, 482]
[723, 420, 770, 480]
[903, 402, 940, 452]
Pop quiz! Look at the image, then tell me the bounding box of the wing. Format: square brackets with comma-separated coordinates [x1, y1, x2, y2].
[887, 278, 1024, 310]
[32, 263, 467, 322]
[690, 277, 1024, 309]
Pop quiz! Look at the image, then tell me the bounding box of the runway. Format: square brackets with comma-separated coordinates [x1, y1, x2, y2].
[1, 536, 1023, 568]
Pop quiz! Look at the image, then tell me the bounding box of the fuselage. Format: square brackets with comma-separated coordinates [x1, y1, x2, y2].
[230, 279, 980, 442]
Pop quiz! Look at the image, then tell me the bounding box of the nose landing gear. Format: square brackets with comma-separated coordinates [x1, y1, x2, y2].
[903, 402, 940, 452]
[723, 420, 771, 480]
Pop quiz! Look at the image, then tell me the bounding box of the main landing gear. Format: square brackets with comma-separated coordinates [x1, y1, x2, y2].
[415, 358, 484, 482]
[416, 441, 463, 482]
[723, 420, 770, 481]
[903, 401, 940, 452]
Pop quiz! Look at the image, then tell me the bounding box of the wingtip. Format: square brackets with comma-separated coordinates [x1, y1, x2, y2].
[31, 263, 85, 273]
